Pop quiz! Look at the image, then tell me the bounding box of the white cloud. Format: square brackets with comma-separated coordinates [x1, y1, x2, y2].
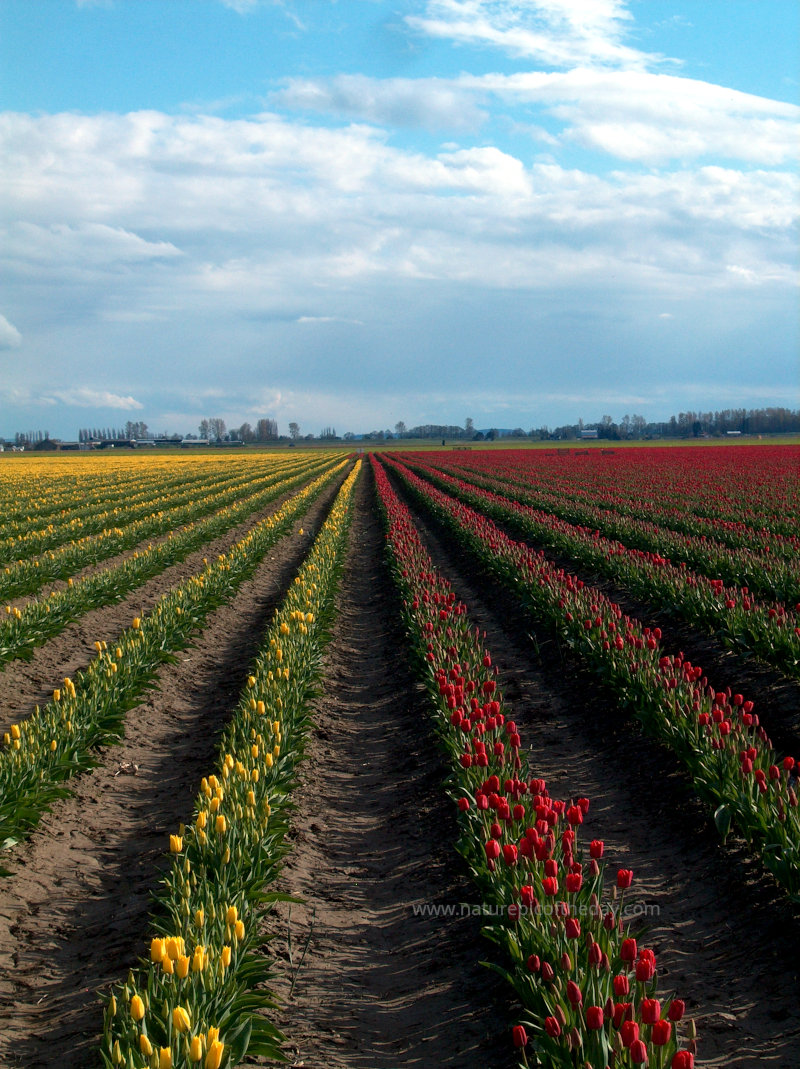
[0, 314, 22, 350]
[273, 75, 487, 131]
[465, 69, 800, 164]
[46, 388, 144, 410]
[406, 0, 666, 70]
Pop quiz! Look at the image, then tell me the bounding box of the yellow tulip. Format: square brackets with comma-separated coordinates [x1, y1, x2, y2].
[140, 1034, 153, 1056]
[196, 809, 208, 829]
[234, 919, 245, 941]
[10, 724, 20, 739]
[176, 955, 190, 978]
[169, 835, 183, 853]
[215, 814, 227, 834]
[205, 1039, 224, 1069]
[195, 908, 204, 928]
[50, 739, 57, 751]
[173, 1006, 191, 1033]
[53, 688, 61, 702]
[159, 1047, 172, 1069]
[192, 946, 206, 972]
[220, 945, 232, 968]
[132, 617, 141, 630]
[130, 993, 145, 1021]
[189, 1035, 203, 1062]
[150, 938, 166, 963]
[226, 905, 238, 925]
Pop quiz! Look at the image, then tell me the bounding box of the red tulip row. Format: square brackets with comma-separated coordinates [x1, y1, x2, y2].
[382, 455, 800, 901]
[371, 455, 696, 1069]
[398, 456, 800, 678]
[425, 452, 799, 604]
[444, 445, 799, 541]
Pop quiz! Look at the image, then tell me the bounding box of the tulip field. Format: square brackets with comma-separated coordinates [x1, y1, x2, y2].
[0, 444, 798, 1069]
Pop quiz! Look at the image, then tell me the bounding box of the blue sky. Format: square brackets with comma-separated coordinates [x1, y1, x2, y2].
[1, 0, 798, 439]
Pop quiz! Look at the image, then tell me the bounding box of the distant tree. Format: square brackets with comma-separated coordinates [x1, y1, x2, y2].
[288, 422, 300, 440]
[255, 418, 278, 441]
[394, 421, 407, 438]
[208, 418, 226, 442]
[198, 419, 210, 440]
[465, 417, 474, 437]
[238, 422, 255, 444]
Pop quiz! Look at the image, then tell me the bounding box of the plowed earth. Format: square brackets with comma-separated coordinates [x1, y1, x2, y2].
[0, 460, 797, 1069]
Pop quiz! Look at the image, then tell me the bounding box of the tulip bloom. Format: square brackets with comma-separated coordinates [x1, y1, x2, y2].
[566, 980, 582, 1006]
[671, 1053, 694, 1069]
[620, 1020, 639, 1047]
[544, 1017, 561, 1038]
[668, 1000, 685, 1021]
[130, 994, 145, 1021]
[589, 839, 604, 859]
[653, 1020, 672, 1046]
[485, 839, 501, 861]
[159, 1049, 172, 1069]
[620, 938, 637, 961]
[542, 876, 559, 896]
[617, 868, 633, 889]
[630, 1038, 649, 1064]
[205, 1041, 225, 1069]
[586, 1006, 604, 1030]
[512, 1025, 528, 1048]
[642, 998, 661, 1023]
[173, 1006, 191, 1033]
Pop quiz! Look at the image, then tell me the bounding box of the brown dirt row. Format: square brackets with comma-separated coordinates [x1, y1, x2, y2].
[261, 462, 517, 1069]
[387, 465, 800, 1069]
[0, 469, 341, 738]
[0, 474, 347, 1069]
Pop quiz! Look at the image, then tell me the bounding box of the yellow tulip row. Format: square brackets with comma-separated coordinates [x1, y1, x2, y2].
[0, 452, 316, 579]
[0, 454, 341, 667]
[0, 460, 351, 867]
[102, 460, 361, 1069]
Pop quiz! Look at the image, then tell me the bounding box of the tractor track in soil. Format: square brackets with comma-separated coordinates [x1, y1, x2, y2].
[385, 464, 800, 1069]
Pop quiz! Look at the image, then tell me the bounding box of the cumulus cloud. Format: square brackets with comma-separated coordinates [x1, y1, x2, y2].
[0, 314, 22, 350]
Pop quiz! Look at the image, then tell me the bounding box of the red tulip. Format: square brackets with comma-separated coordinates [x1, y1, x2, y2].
[613, 974, 630, 996]
[457, 797, 470, 811]
[502, 843, 518, 866]
[542, 876, 559, 896]
[589, 839, 604, 858]
[617, 868, 633, 889]
[620, 1020, 639, 1047]
[667, 1000, 685, 1022]
[586, 1006, 604, 1030]
[636, 957, 656, 982]
[544, 1016, 561, 1038]
[620, 938, 637, 962]
[485, 839, 501, 861]
[566, 980, 582, 1006]
[630, 1038, 649, 1064]
[512, 1025, 528, 1048]
[642, 998, 660, 1023]
[653, 1020, 672, 1046]
[565, 918, 581, 939]
[671, 1053, 694, 1069]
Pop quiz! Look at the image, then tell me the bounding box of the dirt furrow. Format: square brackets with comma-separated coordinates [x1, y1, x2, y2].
[393, 472, 800, 1069]
[0, 477, 345, 1069]
[263, 464, 517, 1069]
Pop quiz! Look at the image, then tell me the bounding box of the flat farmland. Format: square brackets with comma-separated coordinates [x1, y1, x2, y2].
[0, 444, 798, 1069]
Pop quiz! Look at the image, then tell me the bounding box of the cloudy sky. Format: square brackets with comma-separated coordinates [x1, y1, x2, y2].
[1, 0, 798, 439]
